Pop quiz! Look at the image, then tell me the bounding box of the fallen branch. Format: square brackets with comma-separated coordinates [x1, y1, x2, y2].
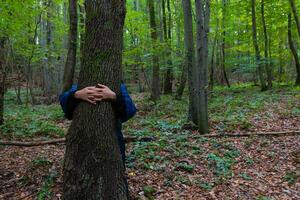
[0, 136, 156, 147]
[200, 131, 300, 138]
[0, 131, 299, 147]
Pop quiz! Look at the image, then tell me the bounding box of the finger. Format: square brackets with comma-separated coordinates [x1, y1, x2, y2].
[97, 84, 107, 88]
[95, 98, 103, 102]
[90, 88, 103, 93]
[88, 96, 96, 101]
[87, 99, 96, 105]
[92, 94, 103, 98]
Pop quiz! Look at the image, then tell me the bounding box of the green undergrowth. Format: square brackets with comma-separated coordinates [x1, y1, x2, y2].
[0, 90, 64, 139]
[124, 83, 299, 190]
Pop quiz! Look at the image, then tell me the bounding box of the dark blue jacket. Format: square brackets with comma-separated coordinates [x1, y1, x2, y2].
[59, 84, 136, 163]
[59, 83, 137, 122]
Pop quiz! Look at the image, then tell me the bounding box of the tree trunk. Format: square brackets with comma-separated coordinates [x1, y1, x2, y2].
[261, 0, 272, 89]
[289, 0, 300, 37]
[79, 4, 85, 61]
[163, 0, 173, 94]
[0, 38, 7, 125]
[195, 0, 210, 133]
[148, 0, 160, 100]
[62, 0, 78, 92]
[221, 0, 230, 87]
[251, 0, 267, 91]
[62, 1, 128, 199]
[209, 20, 219, 90]
[181, 0, 196, 122]
[288, 13, 300, 86]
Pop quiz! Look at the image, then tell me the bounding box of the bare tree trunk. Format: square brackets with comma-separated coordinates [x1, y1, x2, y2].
[26, 13, 41, 105]
[62, 0, 78, 92]
[251, 0, 267, 91]
[0, 38, 7, 125]
[289, 0, 300, 37]
[181, 0, 196, 122]
[163, 0, 173, 94]
[209, 18, 219, 90]
[221, 0, 230, 87]
[148, 0, 160, 100]
[62, 1, 128, 199]
[195, 0, 210, 133]
[261, 0, 272, 89]
[288, 13, 300, 86]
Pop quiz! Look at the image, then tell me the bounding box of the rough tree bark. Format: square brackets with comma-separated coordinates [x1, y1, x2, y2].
[289, 0, 300, 37]
[180, 0, 196, 122]
[288, 13, 300, 86]
[62, 0, 78, 92]
[251, 0, 267, 91]
[148, 0, 160, 100]
[261, 0, 272, 89]
[62, 1, 128, 199]
[195, 0, 210, 133]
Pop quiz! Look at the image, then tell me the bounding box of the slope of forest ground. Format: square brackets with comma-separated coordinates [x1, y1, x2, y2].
[0, 84, 299, 199]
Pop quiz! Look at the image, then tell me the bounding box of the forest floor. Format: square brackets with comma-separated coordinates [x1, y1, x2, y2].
[0, 84, 300, 200]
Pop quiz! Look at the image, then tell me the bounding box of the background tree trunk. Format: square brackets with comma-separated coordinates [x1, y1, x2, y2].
[163, 0, 173, 94]
[251, 0, 267, 91]
[221, 0, 230, 87]
[62, 0, 78, 92]
[288, 13, 300, 86]
[289, 0, 300, 37]
[261, 0, 272, 89]
[195, 0, 210, 133]
[209, 19, 219, 90]
[181, 0, 196, 122]
[148, 0, 160, 100]
[0, 38, 7, 125]
[62, 1, 128, 199]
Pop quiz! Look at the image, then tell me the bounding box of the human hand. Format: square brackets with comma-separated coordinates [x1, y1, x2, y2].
[74, 86, 103, 104]
[96, 84, 116, 101]
[74, 84, 116, 104]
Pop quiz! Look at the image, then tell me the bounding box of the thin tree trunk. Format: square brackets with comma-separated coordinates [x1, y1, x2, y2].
[209, 18, 219, 90]
[261, 0, 272, 89]
[62, 1, 128, 199]
[26, 14, 41, 105]
[62, 0, 78, 92]
[221, 0, 230, 87]
[148, 0, 160, 101]
[251, 0, 267, 91]
[288, 13, 300, 86]
[289, 0, 300, 37]
[0, 38, 7, 125]
[163, 0, 173, 94]
[181, 0, 196, 122]
[195, 0, 210, 133]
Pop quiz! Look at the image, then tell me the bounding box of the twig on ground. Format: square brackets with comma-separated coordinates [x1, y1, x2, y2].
[0, 136, 156, 147]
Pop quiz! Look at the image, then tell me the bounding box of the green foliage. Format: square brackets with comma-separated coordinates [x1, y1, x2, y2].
[32, 157, 52, 166]
[175, 163, 195, 173]
[0, 90, 64, 138]
[195, 180, 214, 191]
[283, 171, 298, 186]
[239, 172, 252, 180]
[143, 185, 156, 200]
[207, 153, 234, 181]
[37, 171, 58, 200]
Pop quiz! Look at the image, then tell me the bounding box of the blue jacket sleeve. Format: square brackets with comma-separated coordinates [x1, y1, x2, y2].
[116, 84, 137, 123]
[59, 84, 79, 120]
